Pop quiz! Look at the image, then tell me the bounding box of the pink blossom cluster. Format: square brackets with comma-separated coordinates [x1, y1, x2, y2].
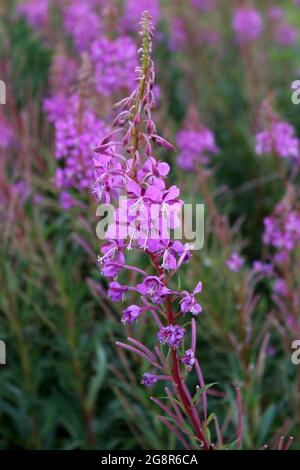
[52, 93, 107, 208]
[274, 23, 298, 47]
[63, 0, 103, 52]
[17, 0, 49, 30]
[48, 53, 77, 92]
[267, 7, 284, 21]
[90, 36, 138, 96]
[267, 7, 298, 47]
[176, 128, 219, 171]
[42, 7, 142, 208]
[232, 8, 263, 44]
[43, 49, 112, 209]
[263, 208, 300, 252]
[62, 3, 139, 97]
[255, 121, 299, 160]
[44, 93, 72, 123]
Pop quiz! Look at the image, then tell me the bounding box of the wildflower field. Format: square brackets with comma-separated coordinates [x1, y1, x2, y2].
[1, 0, 300, 451]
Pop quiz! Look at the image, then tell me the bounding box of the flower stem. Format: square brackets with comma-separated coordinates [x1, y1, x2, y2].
[149, 252, 209, 449]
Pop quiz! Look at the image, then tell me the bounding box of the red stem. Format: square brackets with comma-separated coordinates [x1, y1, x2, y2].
[149, 253, 209, 449]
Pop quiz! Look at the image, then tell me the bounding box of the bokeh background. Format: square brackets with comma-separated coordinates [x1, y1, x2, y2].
[1, 0, 300, 449]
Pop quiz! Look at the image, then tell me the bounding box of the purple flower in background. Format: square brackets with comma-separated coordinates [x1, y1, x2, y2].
[0, 180, 34, 213]
[47, 92, 108, 208]
[266, 7, 298, 48]
[255, 122, 299, 160]
[274, 251, 289, 264]
[226, 253, 244, 273]
[48, 53, 77, 91]
[287, 315, 298, 330]
[273, 122, 299, 158]
[255, 130, 273, 155]
[190, 0, 215, 12]
[263, 210, 300, 251]
[260, 190, 300, 331]
[141, 372, 158, 386]
[286, 212, 300, 240]
[267, 7, 284, 21]
[180, 282, 203, 315]
[55, 101, 106, 166]
[267, 345, 276, 358]
[273, 278, 288, 297]
[0, 110, 15, 150]
[122, 0, 160, 31]
[158, 324, 185, 349]
[275, 24, 298, 47]
[176, 128, 219, 171]
[200, 29, 221, 46]
[122, 305, 142, 324]
[108, 281, 128, 302]
[253, 261, 273, 276]
[91, 37, 137, 96]
[168, 17, 189, 52]
[17, 0, 49, 30]
[44, 94, 71, 123]
[11, 180, 32, 205]
[233, 8, 263, 44]
[182, 349, 195, 369]
[63, 0, 102, 52]
[59, 191, 78, 210]
[137, 276, 171, 304]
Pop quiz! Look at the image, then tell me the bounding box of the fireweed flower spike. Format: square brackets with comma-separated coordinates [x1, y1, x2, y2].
[94, 12, 241, 450]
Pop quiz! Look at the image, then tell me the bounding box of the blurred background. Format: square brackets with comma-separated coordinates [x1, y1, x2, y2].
[1, 0, 300, 450]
